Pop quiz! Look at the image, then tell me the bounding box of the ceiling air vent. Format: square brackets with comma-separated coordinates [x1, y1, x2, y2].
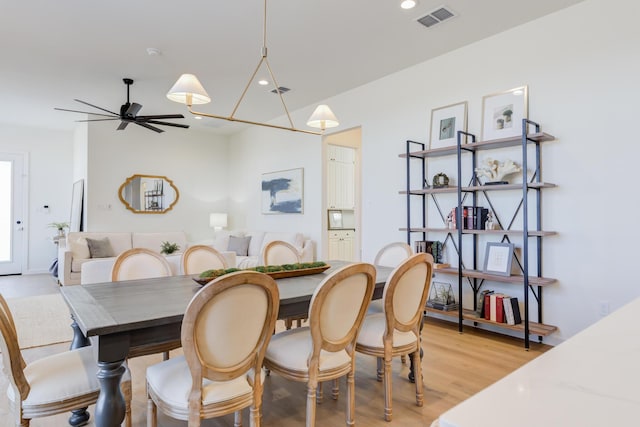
[271, 86, 290, 94]
[417, 6, 456, 29]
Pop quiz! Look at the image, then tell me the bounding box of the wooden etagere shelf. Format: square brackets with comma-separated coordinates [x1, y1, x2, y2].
[402, 120, 558, 349]
[424, 307, 557, 336]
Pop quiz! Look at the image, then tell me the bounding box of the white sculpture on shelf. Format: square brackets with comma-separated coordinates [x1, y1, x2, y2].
[474, 158, 521, 183]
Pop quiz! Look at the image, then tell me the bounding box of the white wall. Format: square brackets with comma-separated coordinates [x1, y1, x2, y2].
[0, 124, 74, 273]
[227, 0, 640, 344]
[85, 123, 230, 243]
[227, 125, 322, 255]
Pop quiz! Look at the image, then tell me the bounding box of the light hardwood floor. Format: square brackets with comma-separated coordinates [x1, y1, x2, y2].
[0, 274, 551, 426]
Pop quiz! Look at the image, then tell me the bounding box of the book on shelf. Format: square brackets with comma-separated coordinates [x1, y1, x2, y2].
[503, 297, 522, 325]
[426, 301, 459, 311]
[495, 295, 505, 323]
[476, 289, 494, 318]
[475, 207, 489, 230]
[454, 206, 489, 230]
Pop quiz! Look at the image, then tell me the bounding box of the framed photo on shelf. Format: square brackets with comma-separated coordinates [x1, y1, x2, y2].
[429, 101, 468, 149]
[481, 85, 528, 141]
[483, 242, 514, 276]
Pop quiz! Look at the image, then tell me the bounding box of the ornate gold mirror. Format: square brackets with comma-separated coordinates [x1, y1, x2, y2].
[118, 174, 179, 214]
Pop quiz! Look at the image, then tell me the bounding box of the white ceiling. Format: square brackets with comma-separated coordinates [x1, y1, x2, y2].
[0, 0, 584, 134]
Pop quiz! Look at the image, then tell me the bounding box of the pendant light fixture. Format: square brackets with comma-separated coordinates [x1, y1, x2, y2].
[167, 0, 339, 135]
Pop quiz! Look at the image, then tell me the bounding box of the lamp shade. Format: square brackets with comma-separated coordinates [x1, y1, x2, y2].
[167, 74, 211, 106]
[209, 213, 228, 229]
[306, 104, 339, 130]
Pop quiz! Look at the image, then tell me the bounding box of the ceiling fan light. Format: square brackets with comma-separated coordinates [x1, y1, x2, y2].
[307, 104, 339, 130]
[167, 74, 211, 106]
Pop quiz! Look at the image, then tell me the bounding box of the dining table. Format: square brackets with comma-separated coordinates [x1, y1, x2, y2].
[60, 260, 395, 427]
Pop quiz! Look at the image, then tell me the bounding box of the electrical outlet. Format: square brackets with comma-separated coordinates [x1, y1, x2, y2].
[599, 301, 610, 317]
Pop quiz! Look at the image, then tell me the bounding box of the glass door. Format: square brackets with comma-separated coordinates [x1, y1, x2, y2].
[0, 153, 24, 275]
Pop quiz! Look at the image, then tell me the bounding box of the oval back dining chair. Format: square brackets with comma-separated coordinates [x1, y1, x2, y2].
[261, 240, 301, 266]
[181, 245, 228, 275]
[262, 240, 304, 329]
[146, 271, 280, 427]
[373, 242, 413, 267]
[263, 263, 376, 427]
[111, 248, 173, 282]
[0, 294, 132, 427]
[111, 248, 178, 360]
[355, 252, 433, 421]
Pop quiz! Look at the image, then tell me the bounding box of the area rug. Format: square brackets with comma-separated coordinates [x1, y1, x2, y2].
[6, 293, 74, 349]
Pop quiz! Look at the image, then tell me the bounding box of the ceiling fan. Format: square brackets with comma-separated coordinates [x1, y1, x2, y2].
[55, 78, 189, 133]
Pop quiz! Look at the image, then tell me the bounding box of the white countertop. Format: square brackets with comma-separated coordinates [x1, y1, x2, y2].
[438, 297, 640, 427]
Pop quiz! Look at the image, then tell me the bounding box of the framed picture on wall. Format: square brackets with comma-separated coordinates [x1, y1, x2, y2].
[429, 101, 468, 149]
[481, 86, 528, 141]
[261, 168, 304, 214]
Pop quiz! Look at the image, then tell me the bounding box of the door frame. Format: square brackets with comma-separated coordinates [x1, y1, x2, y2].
[321, 127, 362, 261]
[0, 152, 28, 275]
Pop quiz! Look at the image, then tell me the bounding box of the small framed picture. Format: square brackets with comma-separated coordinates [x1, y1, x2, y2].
[429, 101, 468, 149]
[481, 86, 528, 141]
[483, 242, 514, 276]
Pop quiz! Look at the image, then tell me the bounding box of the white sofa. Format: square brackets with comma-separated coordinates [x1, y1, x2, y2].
[58, 231, 189, 286]
[210, 230, 315, 269]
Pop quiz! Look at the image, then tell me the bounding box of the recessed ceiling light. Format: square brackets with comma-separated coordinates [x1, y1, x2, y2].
[194, 116, 202, 120]
[146, 47, 162, 56]
[400, 0, 417, 10]
[258, 79, 269, 86]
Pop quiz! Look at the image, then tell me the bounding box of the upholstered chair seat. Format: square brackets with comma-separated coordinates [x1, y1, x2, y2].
[356, 314, 418, 349]
[265, 328, 351, 374]
[146, 356, 264, 418]
[0, 295, 132, 427]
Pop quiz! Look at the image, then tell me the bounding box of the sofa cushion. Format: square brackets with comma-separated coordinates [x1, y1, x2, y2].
[245, 231, 265, 257]
[86, 237, 115, 258]
[69, 237, 90, 260]
[262, 232, 304, 250]
[66, 232, 133, 257]
[228, 236, 251, 256]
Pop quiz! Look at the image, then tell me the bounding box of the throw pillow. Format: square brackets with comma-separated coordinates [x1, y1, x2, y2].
[86, 237, 115, 258]
[227, 235, 251, 257]
[69, 237, 90, 259]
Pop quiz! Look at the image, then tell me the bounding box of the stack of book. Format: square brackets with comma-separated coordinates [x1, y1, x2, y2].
[426, 300, 459, 311]
[451, 206, 489, 230]
[477, 290, 522, 325]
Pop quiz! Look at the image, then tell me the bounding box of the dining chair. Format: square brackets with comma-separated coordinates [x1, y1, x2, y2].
[0, 294, 132, 427]
[146, 271, 279, 427]
[263, 263, 376, 427]
[111, 248, 178, 359]
[355, 252, 433, 421]
[111, 247, 173, 282]
[261, 240, 305, 329]
[181, 244, 229, 275]
[369, 242, 414, 315]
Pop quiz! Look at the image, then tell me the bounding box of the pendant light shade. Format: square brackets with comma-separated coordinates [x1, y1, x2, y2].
[306, 105, 339, 130]
[166, 74, 211, 106]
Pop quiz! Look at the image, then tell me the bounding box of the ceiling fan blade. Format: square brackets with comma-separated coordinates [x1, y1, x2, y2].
[117, 121, 130, 130]
[135, 122, 164, 133]
[145, 120, 190, 129]
[136, 114, 185, 120]
[75, 118, 120, 122]
[124, 102, 143, 117]
[54, 107, 117, 118]
[73, 99, 120, 116]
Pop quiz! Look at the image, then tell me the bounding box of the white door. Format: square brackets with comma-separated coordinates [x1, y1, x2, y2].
[0, 153, 25, 275]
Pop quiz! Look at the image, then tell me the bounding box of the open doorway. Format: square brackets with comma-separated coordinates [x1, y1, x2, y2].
[322, 127, 362, 261]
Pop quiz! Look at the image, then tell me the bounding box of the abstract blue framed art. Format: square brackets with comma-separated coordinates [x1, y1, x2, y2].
[261, 168, 303, 214]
